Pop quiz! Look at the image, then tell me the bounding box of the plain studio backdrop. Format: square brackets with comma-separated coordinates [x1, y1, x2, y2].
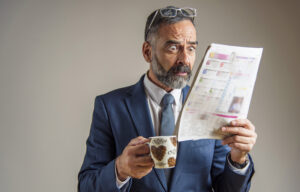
[0, 0, 299, 191]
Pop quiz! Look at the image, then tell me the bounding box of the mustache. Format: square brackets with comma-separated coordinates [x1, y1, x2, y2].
[169, 64, 191, 74]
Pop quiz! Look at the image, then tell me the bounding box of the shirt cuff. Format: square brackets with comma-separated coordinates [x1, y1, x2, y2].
[227, 154, 250, 175]
[115, 162, 131, 189]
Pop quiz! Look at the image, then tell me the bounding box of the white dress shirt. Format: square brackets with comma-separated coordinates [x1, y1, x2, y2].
[143, 73, 182, 136]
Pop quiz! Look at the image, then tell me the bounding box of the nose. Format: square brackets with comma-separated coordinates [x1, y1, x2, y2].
[177, 48, 190, 66]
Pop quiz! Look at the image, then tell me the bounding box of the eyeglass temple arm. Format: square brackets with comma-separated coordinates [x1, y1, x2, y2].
[148, 10, 159, 30]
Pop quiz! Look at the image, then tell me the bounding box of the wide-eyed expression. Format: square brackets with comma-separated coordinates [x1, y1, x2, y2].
[150, 20, 197, 89]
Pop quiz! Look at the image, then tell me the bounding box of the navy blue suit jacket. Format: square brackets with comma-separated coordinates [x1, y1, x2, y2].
[78, 75, 254, 192]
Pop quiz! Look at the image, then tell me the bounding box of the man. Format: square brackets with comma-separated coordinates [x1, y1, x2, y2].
[78, 6, 256, 192]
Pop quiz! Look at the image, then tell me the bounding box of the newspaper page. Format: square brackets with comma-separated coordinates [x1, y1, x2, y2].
[175, 43, 263, 141]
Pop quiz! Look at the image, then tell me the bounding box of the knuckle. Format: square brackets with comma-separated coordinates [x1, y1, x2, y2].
[254, 132, 258, 139]
[125, 149, 132, 156]
[234, 127, 239, 133]
[130, 138, 136, 142]
[250, 143, 254, 149]
[249, 138, 253, 144]
[240, 119, 246, 124]
[232, 143, 238, 148]
[245, 145, 252, 152]
[233, 135, 238, 141]
[234, 119, 241, 123]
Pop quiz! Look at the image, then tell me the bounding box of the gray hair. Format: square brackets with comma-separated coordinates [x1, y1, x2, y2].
[144, 6, 195, 43]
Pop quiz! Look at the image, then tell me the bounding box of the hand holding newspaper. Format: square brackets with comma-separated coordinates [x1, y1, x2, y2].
[175, 43, 263, 141]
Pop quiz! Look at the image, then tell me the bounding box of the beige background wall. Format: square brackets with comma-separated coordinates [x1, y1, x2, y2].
[0, 0, 299, 191]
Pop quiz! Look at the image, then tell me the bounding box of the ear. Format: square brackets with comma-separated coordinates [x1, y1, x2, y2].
[142, 41, 153, 63]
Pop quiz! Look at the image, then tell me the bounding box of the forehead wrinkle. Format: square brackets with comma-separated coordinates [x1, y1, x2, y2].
[157, 21, 196, 45]
[169, 26, 194, 40]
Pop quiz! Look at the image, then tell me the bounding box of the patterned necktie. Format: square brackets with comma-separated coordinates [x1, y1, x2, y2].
[160, 93, 175, 136]
[160, 93, 175, 188]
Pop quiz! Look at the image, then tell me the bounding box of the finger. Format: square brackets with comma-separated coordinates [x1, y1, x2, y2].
[134, 155, 154, 167]
[222, 135, 256, 145]
[128, 136, 150, 146]
[131, 166, 153, 179]
[230, 119, 255, 131]
[228, 143, 253, 152]
[128, 144, 150, 155]
[221, 126, 256, 137]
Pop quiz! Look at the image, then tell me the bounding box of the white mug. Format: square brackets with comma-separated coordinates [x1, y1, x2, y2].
[148, 135, 177, 169]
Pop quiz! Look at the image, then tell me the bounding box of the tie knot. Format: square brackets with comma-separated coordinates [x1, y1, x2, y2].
[162, 94, 175, 106]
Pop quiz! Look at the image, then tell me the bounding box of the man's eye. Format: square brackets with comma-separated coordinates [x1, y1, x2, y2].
[188, 46, 196, 52]
[168, 45, 177, 51]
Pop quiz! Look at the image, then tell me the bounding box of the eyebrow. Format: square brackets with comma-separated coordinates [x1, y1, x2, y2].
[165, 40, 198, 45]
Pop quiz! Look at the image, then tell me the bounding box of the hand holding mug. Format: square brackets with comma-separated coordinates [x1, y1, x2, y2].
[116, 136, 154, 180]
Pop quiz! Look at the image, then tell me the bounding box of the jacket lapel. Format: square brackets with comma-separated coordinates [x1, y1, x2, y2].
[124, 76, 155, 138]
[124, 75, 168, 191]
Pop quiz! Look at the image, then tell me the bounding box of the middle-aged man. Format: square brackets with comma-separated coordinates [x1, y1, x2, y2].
[78, 6, 257, 192]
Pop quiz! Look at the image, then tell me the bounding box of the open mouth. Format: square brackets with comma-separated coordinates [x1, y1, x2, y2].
[171, 64, 191, 77]
[175, 72, 188, 76]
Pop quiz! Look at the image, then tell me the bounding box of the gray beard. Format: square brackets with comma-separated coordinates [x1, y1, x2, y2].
[151, 55, 191, 89]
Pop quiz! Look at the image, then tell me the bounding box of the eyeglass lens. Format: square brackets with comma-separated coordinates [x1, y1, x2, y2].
[181, 8, 196, 17]
[160, 8, 177, 17]
[160, 8, 195, 17]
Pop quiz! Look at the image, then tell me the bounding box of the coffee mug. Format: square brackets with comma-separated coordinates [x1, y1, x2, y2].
[148, 135, 177, 169]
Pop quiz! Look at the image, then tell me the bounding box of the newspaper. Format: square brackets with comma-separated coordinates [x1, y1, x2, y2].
[175, 43, 263, 141]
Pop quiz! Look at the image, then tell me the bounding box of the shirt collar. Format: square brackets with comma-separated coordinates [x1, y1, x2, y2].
[144, 72, 182, 105]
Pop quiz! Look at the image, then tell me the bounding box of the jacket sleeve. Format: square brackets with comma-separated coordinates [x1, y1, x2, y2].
[78, 96, 132, 192]
[211, 140, 255, 192]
